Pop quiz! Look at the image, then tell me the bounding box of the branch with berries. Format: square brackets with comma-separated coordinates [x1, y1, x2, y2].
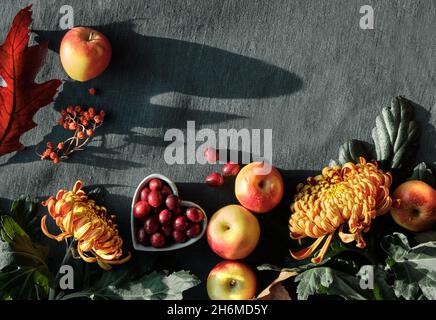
[38, 105, 105, 164]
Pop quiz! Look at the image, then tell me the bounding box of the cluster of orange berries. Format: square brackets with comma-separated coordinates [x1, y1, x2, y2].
[39, 105, 105, 164]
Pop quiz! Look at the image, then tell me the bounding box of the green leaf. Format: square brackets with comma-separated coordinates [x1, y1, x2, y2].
[409, 162, 434, 187]
[381, 232, 436, 300]
[82, 185, 107, 203]
[60, 268, 200, 300]
[0, 215, 50, 299]
[9, 196, 41, 241]
[371, 96, 420, 169]
[330, 140, 368, 166]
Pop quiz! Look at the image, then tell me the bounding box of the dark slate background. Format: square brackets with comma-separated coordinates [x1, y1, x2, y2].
[0, 0, 435, 299]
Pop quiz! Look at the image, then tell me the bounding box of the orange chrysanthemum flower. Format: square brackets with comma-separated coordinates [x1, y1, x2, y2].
[289, 157, 397, 263]
[41, 181, 131, 270]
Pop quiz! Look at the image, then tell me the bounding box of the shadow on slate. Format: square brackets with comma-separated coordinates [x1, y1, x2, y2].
[2, 20, 303, 169]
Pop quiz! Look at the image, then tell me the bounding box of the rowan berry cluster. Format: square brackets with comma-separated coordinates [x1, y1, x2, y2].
[39, 105, 105, 163]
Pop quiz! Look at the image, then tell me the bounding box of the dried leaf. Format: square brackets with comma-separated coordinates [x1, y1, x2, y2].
[371, 96, 419, 169]
[257, 271, 295, 300]
[0, 6, 62, 156]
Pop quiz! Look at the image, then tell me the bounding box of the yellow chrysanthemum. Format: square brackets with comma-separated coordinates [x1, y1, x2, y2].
[289, 157, 397, 263]
[41, 181, 131, 270]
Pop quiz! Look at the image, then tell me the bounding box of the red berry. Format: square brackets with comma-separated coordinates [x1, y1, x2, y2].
[86, 129, 94, 137]
[57, 142, 64, 150]
[204, 147, 219, 164]
[69, 123, 77, 131]
[172, 230, 187, 243]
[149, 178, 162, 191]
[161, 225, 172, 237]
[88, 107, 96, 117]
[186, 207, 204, 223]
[66, 106, 74, 113]
[46, 142, 54, 149]
[173, 216, 189, 231]
[53, 157, 60, 164]
[161, 185, 172, 197]
[88, 88, 97, 95]
[140, 187, 151, 201]
[158, 209, 173, 225]
[205, 172, 224, 187]
[165, 194, 180, 210]
[49, 152, 57, 160]
[61, 109, 67, 116]
[137, 228, 149, 245]
[77, 131, 85, 139]
[94, 115, 103, 124]
[222, 162, 240, 176]
[186, 223, 201, 238]
[134, 201, 151, 220]
[147, 191, 162, 208]
[81, 119, 89, 126]
[100, 110, 106, 118]
[75, 106, 82, 113]
[144, 217, 160, 234]
[150, 232, 166, 248]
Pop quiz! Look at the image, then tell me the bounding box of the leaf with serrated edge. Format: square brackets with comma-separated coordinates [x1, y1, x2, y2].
[381, 232, 436, 300]
[372, 97, 419, 169]
[409, 162, 435, 187]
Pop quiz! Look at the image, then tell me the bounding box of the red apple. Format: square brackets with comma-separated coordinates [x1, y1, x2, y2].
[390, 180, 436, 232]
[60, 27, 112, 82]
[235, 162, 284, 213]
[207, 261, 257, 300]
[207, 205, 260, 260]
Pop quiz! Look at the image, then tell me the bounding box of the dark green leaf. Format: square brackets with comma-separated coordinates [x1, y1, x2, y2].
[0, 215, 50, 299]
[82, 186, 107, 203]
[371, 96, 420, 169]
[409, 162, 434, 187]
[381, 232, 436, 300]
[330, 140, 368, 166]
[9, 196, 41, 241]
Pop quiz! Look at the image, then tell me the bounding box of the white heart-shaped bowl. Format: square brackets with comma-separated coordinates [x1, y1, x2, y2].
[131, 175, 207, 252]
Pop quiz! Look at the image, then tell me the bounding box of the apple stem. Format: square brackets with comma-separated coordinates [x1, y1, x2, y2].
[88, 32, 94, 41]
[230, 279, 237, 287]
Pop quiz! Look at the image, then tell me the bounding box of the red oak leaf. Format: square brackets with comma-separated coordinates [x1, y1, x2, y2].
[0, 5, 62, 156]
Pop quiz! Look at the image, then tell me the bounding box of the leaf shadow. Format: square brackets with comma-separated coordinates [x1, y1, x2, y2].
[2, 19, 303, 169]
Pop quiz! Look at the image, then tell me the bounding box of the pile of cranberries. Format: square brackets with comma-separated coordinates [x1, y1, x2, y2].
[133, 178, 205, 248]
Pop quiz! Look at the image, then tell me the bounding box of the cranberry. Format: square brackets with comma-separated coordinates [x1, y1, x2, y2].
[149, 178, 162, 191]
[173, 216, 189, 231]
[147, 190, 163, 208]
[165, 194, 180, 210]
[137, 228, 149, 245]
[150, 232, 166, 248]
[161, 224, 172, 237]
[172, 230, 187, 243]
[204, 147, 219, 164]
[222, 162, 240, 176]
[161, 185, 172, 197]
[186, 207, 204, 223]
[140, 187, 151, 201]
[205, 172, 224, 187]
[159, 209, 173, 225]
[186, 223, 201, 238]
[144, 217, 159, 234]
[133, 201, 151, 220]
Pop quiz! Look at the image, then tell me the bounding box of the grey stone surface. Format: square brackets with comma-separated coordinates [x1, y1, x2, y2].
[0, 0, 435, 299]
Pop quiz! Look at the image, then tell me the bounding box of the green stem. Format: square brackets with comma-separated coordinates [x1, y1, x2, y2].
[48, 240, 74, 300]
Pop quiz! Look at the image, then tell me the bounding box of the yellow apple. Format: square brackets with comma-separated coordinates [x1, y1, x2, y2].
[60, 27, 112, 82]
[207, 261, 257, 300]
[235, 162, 284, 213]
[207, 205, 260, 260]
